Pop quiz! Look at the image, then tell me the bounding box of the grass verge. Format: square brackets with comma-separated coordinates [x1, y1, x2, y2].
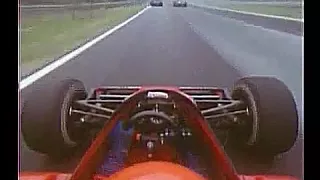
[21, 5, 144, 74]
[221, 4, 302, 19]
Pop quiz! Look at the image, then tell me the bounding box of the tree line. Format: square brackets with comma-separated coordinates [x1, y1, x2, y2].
[21, 0, 124, 5]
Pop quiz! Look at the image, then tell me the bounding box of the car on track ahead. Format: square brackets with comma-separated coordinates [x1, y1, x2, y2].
[173, 0, 187, 7]
[20, 76, 299, 180]
[150, 0, 163, 6]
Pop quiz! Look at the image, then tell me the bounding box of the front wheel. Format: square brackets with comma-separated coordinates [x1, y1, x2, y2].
[229, 76, 299, 157]
[21, 79, 90, 159]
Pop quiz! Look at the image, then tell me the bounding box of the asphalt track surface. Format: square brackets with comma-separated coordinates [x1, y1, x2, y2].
[19, 3, 303, 179]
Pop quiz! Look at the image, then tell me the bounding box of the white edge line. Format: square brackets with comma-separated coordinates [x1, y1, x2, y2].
[191, 3, 303, 22]
[19, 6, 150, 91]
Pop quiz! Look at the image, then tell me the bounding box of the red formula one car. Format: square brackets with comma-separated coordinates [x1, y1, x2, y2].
[20, 76, 299, 180]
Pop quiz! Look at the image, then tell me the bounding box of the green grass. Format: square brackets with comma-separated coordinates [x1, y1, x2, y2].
[221, 4, 302, 19]
[21, 5, 144, 68]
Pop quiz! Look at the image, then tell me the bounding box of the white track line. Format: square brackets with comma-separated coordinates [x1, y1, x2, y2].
[190, 3, 303, 22]
[19, 6, 150, 90]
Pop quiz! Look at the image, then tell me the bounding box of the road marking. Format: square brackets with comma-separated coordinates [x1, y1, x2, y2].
[190, 3, 303, 22]
[201, 10, 302, 37]
[19, 6, 150, 90]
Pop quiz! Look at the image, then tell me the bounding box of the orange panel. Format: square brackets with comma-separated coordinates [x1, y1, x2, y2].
[106, 161, 206, 180]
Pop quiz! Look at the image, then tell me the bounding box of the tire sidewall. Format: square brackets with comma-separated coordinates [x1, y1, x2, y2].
[21, 79, 88, 158]
[232, 84, 260, 147]
[230, 77, 298, 157]
[59, 82, 87, 148]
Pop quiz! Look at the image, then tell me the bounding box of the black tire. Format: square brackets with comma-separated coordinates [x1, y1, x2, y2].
[229, 76, 298, 157]
[21, 79, 89, 159]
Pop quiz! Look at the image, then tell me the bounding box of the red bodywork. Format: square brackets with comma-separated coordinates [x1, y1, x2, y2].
[19, 86, 299, 180]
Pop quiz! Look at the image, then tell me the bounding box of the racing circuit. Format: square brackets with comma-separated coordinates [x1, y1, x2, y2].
[19, 1, 303, 179]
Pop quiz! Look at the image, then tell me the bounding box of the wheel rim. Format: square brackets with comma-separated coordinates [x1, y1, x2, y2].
[60, 87, 87, 147]
[232, 85, 259, 146]
[67, 105, 87, 144]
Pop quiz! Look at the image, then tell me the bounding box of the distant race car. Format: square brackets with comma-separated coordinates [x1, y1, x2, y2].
[20, 76, 299, 180]
[150, 0, 163, 6]
[173, 0, 187, 7]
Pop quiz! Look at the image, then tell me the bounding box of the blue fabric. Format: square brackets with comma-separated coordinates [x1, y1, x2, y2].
[98, 120, 133, 175]
[185, 152, 208, 178]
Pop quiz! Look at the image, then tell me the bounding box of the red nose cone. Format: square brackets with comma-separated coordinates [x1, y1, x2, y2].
[107, 161, 206, 180]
